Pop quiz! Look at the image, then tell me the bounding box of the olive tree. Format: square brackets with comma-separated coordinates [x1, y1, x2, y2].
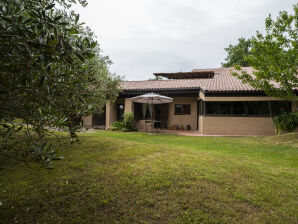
[0, 0, 121, 165]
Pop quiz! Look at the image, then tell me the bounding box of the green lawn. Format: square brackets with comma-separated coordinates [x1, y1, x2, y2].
[0, 131, 298, 223]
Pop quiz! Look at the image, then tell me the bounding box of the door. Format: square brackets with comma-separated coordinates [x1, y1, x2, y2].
[154, 104, 162, 121]
[160, 104, 168, 129]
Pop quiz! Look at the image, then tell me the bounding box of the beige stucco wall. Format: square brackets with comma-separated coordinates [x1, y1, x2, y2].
[105, 100, 117, 129]
[167, 97, 197, 130]
[124, 98, 134, 114]
[82, 115, 92, 127]
[201, 116, 275, 135]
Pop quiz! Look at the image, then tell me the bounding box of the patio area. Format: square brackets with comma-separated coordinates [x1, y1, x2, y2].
[141, 129, 271, 137]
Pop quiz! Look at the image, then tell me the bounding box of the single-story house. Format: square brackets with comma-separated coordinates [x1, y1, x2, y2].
[83, 67, 297, 135]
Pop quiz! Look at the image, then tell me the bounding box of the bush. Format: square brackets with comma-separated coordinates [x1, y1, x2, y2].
[123, 112, 135, 130]
[109, 126, 118, 131]
[110, 121, 124, 131]
[273, 112, 298, 134]
[109, 112, 136, 131]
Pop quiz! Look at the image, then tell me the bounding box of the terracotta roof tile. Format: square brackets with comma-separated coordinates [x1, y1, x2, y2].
[121, 67, 258, 92]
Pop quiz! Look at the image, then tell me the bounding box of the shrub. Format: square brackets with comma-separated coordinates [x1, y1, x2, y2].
[273, 112, 298, 134]
[110, 121, 124, 131]
[123, 112, 135, 130]
[109, 113, 136, 131]
[109, 126, 118, 131]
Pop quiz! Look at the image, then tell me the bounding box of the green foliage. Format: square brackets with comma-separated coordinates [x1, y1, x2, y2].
[148, 76, 164, 81]
[109, 113, 136, 131]
[273, 112, 298, 133]
[232, 4, 298, 102]
[0, 0, 121, 165]
[222, 37, 251, 67]
[123, 112, 135, 130]
[110, 121, 124, 131]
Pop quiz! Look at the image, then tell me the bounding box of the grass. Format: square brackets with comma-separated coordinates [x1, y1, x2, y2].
[0, 131, 297, 223]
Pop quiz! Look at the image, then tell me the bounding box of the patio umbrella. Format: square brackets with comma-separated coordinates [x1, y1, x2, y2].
[129, 93, 173, 127]
[130, 92, 173, 104]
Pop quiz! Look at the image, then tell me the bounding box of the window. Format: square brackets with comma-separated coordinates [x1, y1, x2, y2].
[205, 101, 291, 117]
[269, 101, 291, 116]
[219, 102, 232, 114]
[247, 102, 260, 115]
[175, 104, 191, 115]
[206, 102, 218, 115]
[233, 102, 245, 115]
[259, 102, 271, 116]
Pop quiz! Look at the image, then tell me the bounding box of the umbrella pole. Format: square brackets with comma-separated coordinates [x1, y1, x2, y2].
[151, 98, 154, 133]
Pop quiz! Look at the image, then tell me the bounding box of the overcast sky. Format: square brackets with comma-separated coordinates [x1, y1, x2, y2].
[74, 0, 295, 80]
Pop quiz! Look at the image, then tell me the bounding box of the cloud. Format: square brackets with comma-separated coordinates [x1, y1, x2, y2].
[74, 0, 295, 80]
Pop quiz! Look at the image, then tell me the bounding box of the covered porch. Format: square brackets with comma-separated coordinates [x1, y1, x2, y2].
[105, 94, 199, 132]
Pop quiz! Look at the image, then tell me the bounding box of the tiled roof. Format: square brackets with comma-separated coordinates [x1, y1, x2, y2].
[122, 67, 258, 92]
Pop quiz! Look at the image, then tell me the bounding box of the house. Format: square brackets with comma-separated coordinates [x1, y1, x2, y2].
[83, 67, 297, 135]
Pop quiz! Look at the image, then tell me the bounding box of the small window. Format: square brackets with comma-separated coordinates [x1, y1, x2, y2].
[175, 104, 191, 115]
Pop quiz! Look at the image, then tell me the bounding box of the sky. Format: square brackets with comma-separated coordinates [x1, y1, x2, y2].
[74, 0, 295, 80]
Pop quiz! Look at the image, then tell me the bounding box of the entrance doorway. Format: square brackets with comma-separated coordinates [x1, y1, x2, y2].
[154, 104, 168, 129]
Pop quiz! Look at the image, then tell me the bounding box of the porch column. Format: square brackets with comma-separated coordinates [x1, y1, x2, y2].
[105, 100, 117, 129]
[124, 98, 134, 114]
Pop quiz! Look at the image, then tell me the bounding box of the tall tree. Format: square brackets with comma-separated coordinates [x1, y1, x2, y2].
[222, 37, 251, 67]
[232, 4, 297, 102]
[0, 0, 121, 165]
